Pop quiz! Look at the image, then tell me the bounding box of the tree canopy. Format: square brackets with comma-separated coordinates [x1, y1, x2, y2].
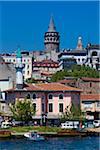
[60, 103, 85, 122]
[10, 99, 36, 123]
[51, 65, 99, 82]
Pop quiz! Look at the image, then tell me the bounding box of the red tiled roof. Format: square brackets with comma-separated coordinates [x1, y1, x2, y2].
[35, 83, 81, 92]
[81, 77, 100, 82]
[5, 83, 82, 92]
[33, 59, 59, 68]
[58, 79, 74, 84]
[41, 72, 53, 76]
[81, 94, 100, 101]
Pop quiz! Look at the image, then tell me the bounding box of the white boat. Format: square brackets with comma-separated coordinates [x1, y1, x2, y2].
[24, 131, 45, 141]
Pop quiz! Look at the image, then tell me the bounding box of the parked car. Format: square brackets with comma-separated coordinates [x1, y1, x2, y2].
[1, 121, 12, 129]
[61, 121, 79, 129]
[93, 120, 100, 128]
[12, 121, 24, 127]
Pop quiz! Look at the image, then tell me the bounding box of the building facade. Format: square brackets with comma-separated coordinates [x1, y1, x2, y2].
[85, 44, 100, 70]
[2, 52, 33, 80]
[0, 56, 16, 91]
[81, 94, 100, 120]
[58, 37, 87, 70]
[58, 77, 100, 95]
[3, 83, 81, 125]
[32, 59, 60, 80]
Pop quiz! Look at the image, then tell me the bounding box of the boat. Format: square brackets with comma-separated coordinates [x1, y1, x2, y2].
[24, 131, 45, 141]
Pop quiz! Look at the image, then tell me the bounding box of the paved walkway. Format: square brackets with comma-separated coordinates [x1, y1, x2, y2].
[86, 127, 100, 133]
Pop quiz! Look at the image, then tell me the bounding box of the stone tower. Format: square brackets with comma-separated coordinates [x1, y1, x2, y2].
[44, 16, 60, 52]
[15, 47, 24, 89]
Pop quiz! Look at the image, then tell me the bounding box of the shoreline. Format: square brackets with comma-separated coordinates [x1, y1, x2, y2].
[0, 128, 99, 139]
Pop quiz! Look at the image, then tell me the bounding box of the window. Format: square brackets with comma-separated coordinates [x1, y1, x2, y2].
[59, 103, 63, 112]
[84, 102, 92, 109]
[42, 103, 44, 112]
[2, 106, 5, 111]
[82, 58, 85, 61]
[78, 58, 80, 62]
[33, 94, 36, 99]
[90, 82, 92, 87]
[33, 103, 36, 111]
[97, 102, 100, 108]
[92, 51, 97, 56]
[27, 65, 29, 69]
[59, 94, 63, 100]
[42, 96, 44, 100]
[26, 94, 30, 99]
[48, 94, 53, 100]
[49, 103, 53, 112]
[27, 71, 29, 75]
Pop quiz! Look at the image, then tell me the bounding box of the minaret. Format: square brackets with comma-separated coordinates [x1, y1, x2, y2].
[15, 47, 24, 89]
[44, 16, 60, 52]
[76, 36, 83, 50]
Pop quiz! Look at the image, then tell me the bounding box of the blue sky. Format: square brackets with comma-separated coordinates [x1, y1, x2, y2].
[0, 1, 99, 53]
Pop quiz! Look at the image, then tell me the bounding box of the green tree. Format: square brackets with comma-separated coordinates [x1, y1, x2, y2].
[10, 99, 36, 123]
[60, 103, 85, 122]
[51, 65, 99, 82]
[51, 70, 71, 82]
[26, 78, 38, 83]
[71, 65, 99, 78]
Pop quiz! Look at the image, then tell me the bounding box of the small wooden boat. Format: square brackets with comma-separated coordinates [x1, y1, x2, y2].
[24, 131, 45, 141]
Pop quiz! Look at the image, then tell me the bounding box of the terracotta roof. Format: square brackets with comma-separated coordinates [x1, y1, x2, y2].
[41, 72, 53, 77]
[4, 84, 40, 92]
[81, 94, 100, 101]
[58, 79, 75, 84]
[35, 83, 81, 92]
[81, 77, 100, 82]
[33, 59, 59, 68]
[5, 83, 82, 92]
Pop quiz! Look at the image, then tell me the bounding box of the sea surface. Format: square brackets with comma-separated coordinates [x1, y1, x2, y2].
[0, 136, 99, 150]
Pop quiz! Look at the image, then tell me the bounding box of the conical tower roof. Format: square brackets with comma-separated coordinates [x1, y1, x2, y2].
[48, 16, 56, 32]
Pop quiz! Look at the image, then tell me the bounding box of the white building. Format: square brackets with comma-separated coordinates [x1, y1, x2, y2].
[85, 44, 100, 70]
[2, 51, 33, 80]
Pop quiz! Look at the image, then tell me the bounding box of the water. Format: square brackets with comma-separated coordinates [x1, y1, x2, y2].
[0, 137, 99, 150]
